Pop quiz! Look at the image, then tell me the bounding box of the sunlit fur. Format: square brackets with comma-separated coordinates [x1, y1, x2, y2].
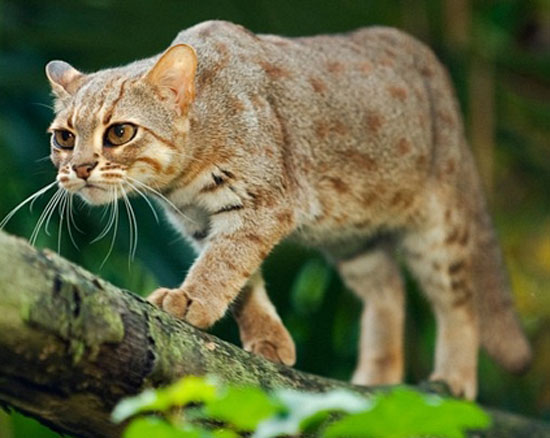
[36, 20, 531, 399]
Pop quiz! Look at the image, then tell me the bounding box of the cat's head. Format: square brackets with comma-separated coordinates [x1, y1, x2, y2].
[45, 44, 197, 205]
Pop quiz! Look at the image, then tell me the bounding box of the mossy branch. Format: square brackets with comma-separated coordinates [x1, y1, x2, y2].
[0, 230, 548, 438]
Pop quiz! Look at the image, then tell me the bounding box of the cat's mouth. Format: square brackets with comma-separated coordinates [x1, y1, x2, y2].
[78, 183, 115, 205]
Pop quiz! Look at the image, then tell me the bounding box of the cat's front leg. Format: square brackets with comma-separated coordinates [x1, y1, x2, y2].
[148, 208, 295, 329]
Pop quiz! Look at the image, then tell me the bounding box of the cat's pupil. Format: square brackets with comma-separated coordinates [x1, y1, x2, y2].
[114, 125, 125, 137]
[62, 131, 72, 141]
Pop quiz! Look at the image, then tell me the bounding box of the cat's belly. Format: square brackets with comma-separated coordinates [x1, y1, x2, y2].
[289, 222, 394, 260]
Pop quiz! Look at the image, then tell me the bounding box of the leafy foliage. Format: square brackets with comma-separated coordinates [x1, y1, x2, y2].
[113, 376, 490, 438]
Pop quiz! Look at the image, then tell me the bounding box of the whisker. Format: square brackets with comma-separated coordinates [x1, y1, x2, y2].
[100, 186, 119, 269]
[68, 193, 84, 234]
[0, 181, 57, 229]
[124, 180, 160, 223]
[66, 194, 80, 249]
[92, 186, 119, 243]
[121, 186, 138, 265]
[125, 176, 195, 224]
[57, 192, 68, 253]
[44, 189, 66, 236]
[35, 155, 52, 163]
[29, 188, 63, 246]
[32, 102, 54, 111]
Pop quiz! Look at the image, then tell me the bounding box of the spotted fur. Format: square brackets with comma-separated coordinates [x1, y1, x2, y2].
[46, 20, 531, 399]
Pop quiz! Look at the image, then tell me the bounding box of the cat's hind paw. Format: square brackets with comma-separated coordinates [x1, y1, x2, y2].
[243, 323, 296, 366]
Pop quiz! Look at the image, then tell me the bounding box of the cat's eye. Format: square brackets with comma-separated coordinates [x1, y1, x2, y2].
[104, 123, 137, 147]
[52, 130, 75, 149]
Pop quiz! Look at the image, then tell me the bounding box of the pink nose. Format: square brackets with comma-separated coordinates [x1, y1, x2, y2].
[73, 162, 98, 180]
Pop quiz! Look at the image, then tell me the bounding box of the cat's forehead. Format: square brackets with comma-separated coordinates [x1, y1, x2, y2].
[69, 71, 127, 122]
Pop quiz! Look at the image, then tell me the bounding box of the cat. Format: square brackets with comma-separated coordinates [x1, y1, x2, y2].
[43, 20, 531, 399]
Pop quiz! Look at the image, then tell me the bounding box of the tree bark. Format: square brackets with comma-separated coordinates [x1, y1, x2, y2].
[0, 231, 548, 438]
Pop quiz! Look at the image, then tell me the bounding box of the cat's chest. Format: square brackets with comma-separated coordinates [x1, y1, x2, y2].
[162, 203, 211, 243]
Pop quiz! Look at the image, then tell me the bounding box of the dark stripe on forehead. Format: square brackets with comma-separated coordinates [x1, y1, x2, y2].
[103, 78, 129, 125]
[141, 126, 179, 150]
[67, 110, 75, 129]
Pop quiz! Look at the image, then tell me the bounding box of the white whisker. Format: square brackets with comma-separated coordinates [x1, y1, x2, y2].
[66, 194, 80, 249]
[0, 181, 57, 229]
[125, 176, 195, 224]
[124, 180, 160, 223]
[29, 188, 63, 246]
[100, 186, 119, 269]
[121, 186, 138, 264]
[68, 193, 83, 234]
[57, 192, 68, 253]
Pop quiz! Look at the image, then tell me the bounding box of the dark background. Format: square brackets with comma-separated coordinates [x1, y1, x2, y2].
[0, 0, 549, 436]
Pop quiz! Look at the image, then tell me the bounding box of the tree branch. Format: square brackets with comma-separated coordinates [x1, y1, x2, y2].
[0, 231, 548, 438]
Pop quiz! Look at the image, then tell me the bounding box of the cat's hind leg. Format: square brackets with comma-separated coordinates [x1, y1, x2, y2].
[337, 247, 405, 386]
[232, 270, 296, 366]
[401, 189, 479, 399]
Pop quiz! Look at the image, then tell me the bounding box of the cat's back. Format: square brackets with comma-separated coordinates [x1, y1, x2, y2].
[172, 21, 464, 194]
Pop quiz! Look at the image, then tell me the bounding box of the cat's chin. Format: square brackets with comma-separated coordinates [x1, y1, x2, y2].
[77, 185, 114, 205]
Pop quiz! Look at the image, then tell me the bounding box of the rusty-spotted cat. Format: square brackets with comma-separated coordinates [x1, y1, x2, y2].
[43, 20, 530, 399]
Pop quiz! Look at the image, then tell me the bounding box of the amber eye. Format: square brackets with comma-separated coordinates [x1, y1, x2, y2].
[53, 130, 75, 149]
[104, 123, 137, 146]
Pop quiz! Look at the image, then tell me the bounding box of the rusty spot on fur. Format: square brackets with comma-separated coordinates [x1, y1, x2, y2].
[361, 191, 378, 206]
[416, 155, 427, 170]
[102, 173, 123, 178]
[421, 65, 435, 77]
[380, 57, 394, 67]
[449, 260, 466, 275]
[134, 156, 162, 173]
[259, 61, 291, 79]
[309, 76, 327, 93]
[387, 86, 408, 101]
[327, 177, 349, 194]
[58, 176, 69, 183]
[358, 61, 373, 74]
[245, 233, 262, 244]
[445, 159, 456, 175]
[384, 47, 397, 58]
[276, 210, 293, 225]
[437, 110, 455, 127]
[445, 229, 460, 244]
[345, 151, 377, 171]
[315, 120, 347, 139]
[365, 111, 384, 135]
[397, 138, 412, 156]
[229, 96, 246, 112]
[326, 61, 344, 74]
[459, 229, 470, 246]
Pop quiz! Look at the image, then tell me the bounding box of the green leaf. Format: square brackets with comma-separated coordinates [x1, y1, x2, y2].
[112, 376, 218, 423]
[291, 259, 331, 314]
[123, 417, 206, 438]
[323, 388, 491, 438]
[204, 386, 281, 431]
[254, 389, 370, 438]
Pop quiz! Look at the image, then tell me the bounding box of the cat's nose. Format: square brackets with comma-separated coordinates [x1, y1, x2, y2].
[73, 161, 98, 180]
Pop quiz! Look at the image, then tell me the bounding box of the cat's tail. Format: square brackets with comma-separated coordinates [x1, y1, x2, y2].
[470, 189, 532, 373]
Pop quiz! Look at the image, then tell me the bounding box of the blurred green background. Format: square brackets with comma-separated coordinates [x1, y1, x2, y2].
[0, 0, 549, 436]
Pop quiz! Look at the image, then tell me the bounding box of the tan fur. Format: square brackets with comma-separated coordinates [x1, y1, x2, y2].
[46, 20, 531, 399]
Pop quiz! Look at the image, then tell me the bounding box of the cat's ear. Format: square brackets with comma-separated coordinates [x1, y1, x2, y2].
[144, 44, 197, 115]
[45, 60, 84, 98]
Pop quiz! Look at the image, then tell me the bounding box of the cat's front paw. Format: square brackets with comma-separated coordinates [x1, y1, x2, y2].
[147, 287, 226, 329]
